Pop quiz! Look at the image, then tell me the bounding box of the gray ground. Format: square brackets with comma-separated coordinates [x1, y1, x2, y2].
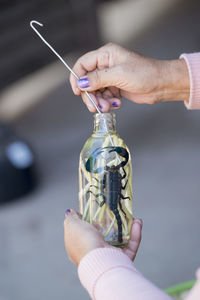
[0, 1, 200, 299]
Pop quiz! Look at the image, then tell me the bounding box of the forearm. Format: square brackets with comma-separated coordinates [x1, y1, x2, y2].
[158, 52, 200, 110]
[78, 248, 173, 300]
[158, 58, 190, 103]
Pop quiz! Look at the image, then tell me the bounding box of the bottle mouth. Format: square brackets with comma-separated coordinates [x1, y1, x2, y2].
[93, 113, 116, 133]
[94, 112, 115, 121]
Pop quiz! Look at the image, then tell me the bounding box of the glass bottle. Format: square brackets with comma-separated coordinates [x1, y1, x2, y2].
[79, 113, 133, 247]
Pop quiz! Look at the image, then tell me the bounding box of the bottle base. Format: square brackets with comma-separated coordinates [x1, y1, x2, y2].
[105, 233, 130, 248]
[108, 240, 129, 248]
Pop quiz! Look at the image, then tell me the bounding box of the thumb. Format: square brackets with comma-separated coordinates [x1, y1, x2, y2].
[77, 66, 122, 92]
[64, 209, 96, 236]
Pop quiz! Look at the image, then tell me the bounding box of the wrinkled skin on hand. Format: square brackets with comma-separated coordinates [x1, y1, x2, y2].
[70, 43, 190, 112]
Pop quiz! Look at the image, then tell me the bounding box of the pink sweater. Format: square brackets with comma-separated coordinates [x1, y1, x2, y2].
[78, 52, 200, 300]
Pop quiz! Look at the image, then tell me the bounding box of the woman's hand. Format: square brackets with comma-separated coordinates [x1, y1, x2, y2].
[70, 43, 190, 112]
[64, 209, 142, 266]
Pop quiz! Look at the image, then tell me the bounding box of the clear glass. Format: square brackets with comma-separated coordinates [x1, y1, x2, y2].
[79, 113, 133, 247]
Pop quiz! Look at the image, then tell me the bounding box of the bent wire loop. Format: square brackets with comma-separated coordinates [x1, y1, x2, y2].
[30, 20, 122, 154]
[30, 20, 101, 113]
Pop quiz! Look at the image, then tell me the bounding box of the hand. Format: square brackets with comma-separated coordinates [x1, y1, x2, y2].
[70, 43, 190, 112]
[64, 209, 143, 266]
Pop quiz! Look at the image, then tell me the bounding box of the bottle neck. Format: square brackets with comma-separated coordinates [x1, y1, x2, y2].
[93, 113, 116, 135]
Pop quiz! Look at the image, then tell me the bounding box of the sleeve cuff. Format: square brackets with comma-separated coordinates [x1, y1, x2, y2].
[180, 53, 200, 110]
[78, 247, 140, 298]
[186, 268, 200, 300]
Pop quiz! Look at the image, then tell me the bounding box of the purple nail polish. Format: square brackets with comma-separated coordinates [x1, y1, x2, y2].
[99, 105, 103, 110]
[112, 102, 118, 107]
[78, 78, 90, 89]
[65, 209, 71, 217]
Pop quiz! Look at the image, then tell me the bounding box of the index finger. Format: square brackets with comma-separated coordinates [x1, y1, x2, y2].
[69, 48, 110, 95]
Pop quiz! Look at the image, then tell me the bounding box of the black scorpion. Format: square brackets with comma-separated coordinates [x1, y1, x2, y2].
[85, 146, 130, 243]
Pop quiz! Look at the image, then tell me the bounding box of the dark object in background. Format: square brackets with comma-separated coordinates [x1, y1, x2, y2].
[0, 123, 37, 204]
[0, 0, 99, 90]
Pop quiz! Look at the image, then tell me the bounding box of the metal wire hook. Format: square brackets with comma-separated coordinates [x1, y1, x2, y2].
[30, 20, 101, 113]
[30, 21, 121, 157]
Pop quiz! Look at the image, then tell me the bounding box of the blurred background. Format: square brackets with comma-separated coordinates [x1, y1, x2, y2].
[0, 0, 200, 299]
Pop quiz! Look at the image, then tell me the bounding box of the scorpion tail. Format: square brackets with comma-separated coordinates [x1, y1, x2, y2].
[113, 208, 123, 243]
[108, 147, 129, 169]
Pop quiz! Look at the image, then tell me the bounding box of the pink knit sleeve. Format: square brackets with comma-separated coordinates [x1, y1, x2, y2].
[186, 268, 200, 300]
[180, 53, 200, 109]
[78, 248, 173, 300]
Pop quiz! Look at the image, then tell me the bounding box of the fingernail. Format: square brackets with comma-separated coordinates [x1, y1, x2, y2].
[78, 77, 90, 89]
[65, 209, 71, 217]
[99, 105, 103, 110]
[112, 102, 118, 107]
